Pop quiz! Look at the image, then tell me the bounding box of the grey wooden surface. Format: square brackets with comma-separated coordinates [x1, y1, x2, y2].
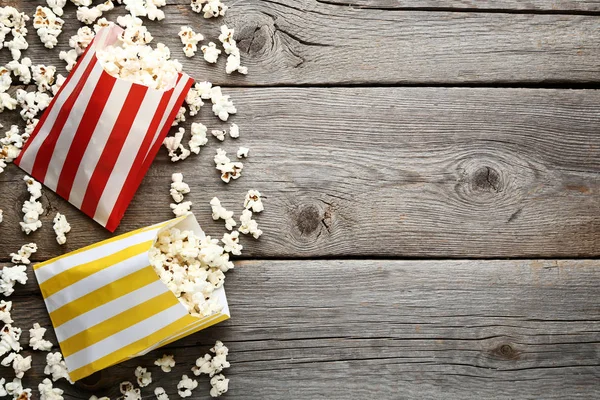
[7, 260, 600, 399]
[1, 0, 599, 399]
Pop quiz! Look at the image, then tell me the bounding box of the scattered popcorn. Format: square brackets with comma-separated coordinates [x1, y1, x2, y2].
[177, 375, 197, 398]
[244, 190, 264, 212]
[210, 197, 236, 230]
[0, 209, 2, 224]
[53, 213, 71, 245]
[229, 123, 240, 138]
[1, 352, 32, 379]
[69, 26, 95, 55]
[189, 122, 208, 154]
[0, 325, 22, 357]
[236, 146, 249, 158]
[1, 125, 24, 173]
[0, 265, 28, 297]
[172, 106, 186, 127]
[10, 243, 37, 265]
[71, 0, 93, 6]
[154, 387, 168, 400]
[201, 0, 228, 18]
[119, 381, 141, 400]
[218, 25, 247, 75]
[200, 42, 221, 64]
[164, 128, 191, 162]
[191, 354, 212, 376]
[221, 231, 242, 255]
[239, 209, 262, 239]
[20, 176, 44, 234]
[0, 378, 6, 397]
[171, 201, 192, 217]
[44, 352, 72, 383]
[0, 6, 30, 60]
[0, 93, 17, 113]
[89, 396, 110, 400]
[93, 17, 114, 34]
[77, 0, 114, 25]
[31, 65, 57, 93]
[135, 366, 152, 387]
[39, 378, 63, 400]
[16, 89, 51, 121]
[211, 130, 226, 142]
[4, 378, 31, 400]
[214, 148, 243, 183]
[6, 58, 32, 84]
[59, 49, 78, 72]
[33, 6, 64, 49]
[123, 0, 166, 21]
[154, 354, 175, 372]
[46, 0, 67, 17]
[209, 374, 229, 397]
[195, 81, 213, 99]
[0, 301, 12, 324]
[179, 26, 203, 58]
[170, 173, 190, 203]
[210, 86, 236, 121]
[29, 323, 53, 351]
[185, 86, 204, 116]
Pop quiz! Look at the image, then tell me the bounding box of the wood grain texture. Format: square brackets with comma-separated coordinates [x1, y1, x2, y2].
[5, 259, 600, 399]
[4, 1, 600, 86]
[1, 87, 599, 260]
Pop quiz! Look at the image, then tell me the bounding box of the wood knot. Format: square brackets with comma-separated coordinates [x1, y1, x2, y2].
[491, 343, 520, 360]
[76, 371, 104, 390]
[296, 205, 321, 235]
[472, 166, 502, 193]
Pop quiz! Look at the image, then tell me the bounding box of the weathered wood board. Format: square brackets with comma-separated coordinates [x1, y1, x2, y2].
[7, 259, 600, 399]
[1, 87, 599, 260]
[4, 1, 600, 86]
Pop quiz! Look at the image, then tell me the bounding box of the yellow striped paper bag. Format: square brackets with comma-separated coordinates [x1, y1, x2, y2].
[33, 213, 230, 381]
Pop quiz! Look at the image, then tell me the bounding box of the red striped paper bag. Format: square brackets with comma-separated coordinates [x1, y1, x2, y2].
[15, 26, 194, 232]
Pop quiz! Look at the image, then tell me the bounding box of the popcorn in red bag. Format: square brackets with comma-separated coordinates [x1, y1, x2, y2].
[14, 26, 194, 232]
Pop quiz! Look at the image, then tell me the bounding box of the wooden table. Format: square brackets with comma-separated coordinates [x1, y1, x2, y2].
[2, 0, 599, 398]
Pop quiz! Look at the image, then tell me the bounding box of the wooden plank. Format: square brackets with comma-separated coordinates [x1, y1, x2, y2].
[6, 1, 600, 85]
[1, 87, 599, 260]
[313, 0, 600, 12]
[6, 259, 600, 398]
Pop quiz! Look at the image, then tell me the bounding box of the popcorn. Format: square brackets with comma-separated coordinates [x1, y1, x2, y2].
[189, 123, 208, 154]
[177, 375, 197, 398]
[89, 396, 110, 400]
[185, 86, 204, 116]
[214, 148, 243, 183]
[4, 378, 31, 400]
[134, 366, 152, 387]
[71, 0, 93, 6]
[39, 378, 64, 400]
[154, 387, 168, 400]
[0, 378, 6, 397]
[123, 0, 166, 21]
[218, 25, 247, 75]
[244, 190, 264, 213]
[211, 130, 225, 142]
[1, 352, 32, 379]
[236, 146, 249, 158]
[200, 42, 221, 64]
[76, 1, 114, 25]
[32, 65, 57, 93]
[20, 175, 44, 234]
[225, 52, 248, 75]
[0, 301, 12, 324]
[33, 6, 64, 49]
[53, 212, 71, 245]
[0, 6, 30, 61]
[202, 0, 228, 18]
[0, 93, 17, 113]
[229, 123, 239, 138]
[154, 354, 175, 372]
[0, 325, 22, 356]
[172, 106, 186, 127]
[221, 231, 242, 255]
[29, 323, 53, 351]
[210, 86, 236, 121]
[0, 68, 9, 92]
[1, 125, 24, 173]
[170, 173, 190, 203]
[59, 49, 78, 72]
[119, 381, 141, 400]
[209, 374, 229, 397]
[191, 354, 212, 376]
[25, 174, 44, 199]
[210, 197, 236, 230]
[69, 26, 95, 55]
[163, 128, 191, 162]
[239, 209, 262, 239]
[179, 26, 203, 58]
[51, 74, 65, 96]
[93, 17, 114, 34]
[15, 89, 51, 121]
[195, 81, 213, 99]
[44, 352, 73, 383]
[171, 201, 192, 217]
[0, 266, 28, 297]
[10, 243, 37, 264]
[6, 58, 32, 84]
[46, 0, 67, 17]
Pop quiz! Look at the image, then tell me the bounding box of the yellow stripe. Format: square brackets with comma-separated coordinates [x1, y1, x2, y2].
[60, 291, 178, 358]
[39, 240, 153, 299]
[50, 266, 160, 328]
[68, 313, 198, 381]
[34, 218, 176, 270]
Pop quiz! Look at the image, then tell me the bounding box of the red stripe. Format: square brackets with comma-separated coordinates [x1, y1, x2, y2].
[79, 84, 149, 219]
[15, 39, 99, 167]
[55, 72, 117, 199]
[104, 75, 194, 232]
[29, 57, 99, 182]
